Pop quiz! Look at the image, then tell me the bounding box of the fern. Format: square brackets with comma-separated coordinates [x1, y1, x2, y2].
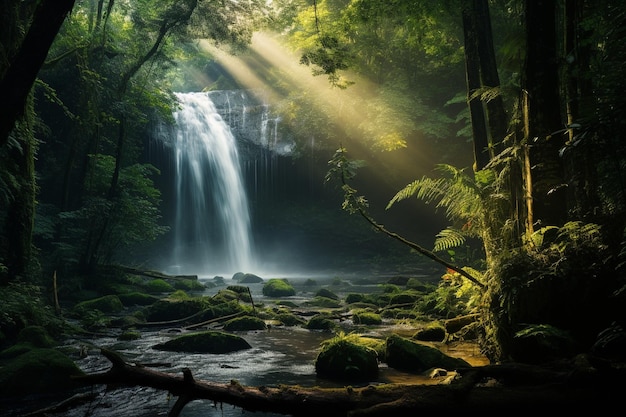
[434, 227, 466, 252]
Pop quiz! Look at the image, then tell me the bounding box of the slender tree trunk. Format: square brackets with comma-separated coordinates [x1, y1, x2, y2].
[474, 0, 508, 157]
[462, 4, 490, 172]
[522, 0, 568, 229]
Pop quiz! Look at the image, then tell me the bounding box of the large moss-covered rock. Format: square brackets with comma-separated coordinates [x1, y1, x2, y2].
[315, 339, 378, 382]
[118, 292, 160, 307]
[306, 314, 337, 331]
[144, 278, 175, 294]
[239, 273, 263, 284]
[222, 316, 267, 331]
[315, 288, 339, 300]
[16, 325, 56, 348]
[0, 348, 84, 397]
[73, 295, 124, 314]
[262, 279, 295, 297]
[385, 334, 470, 373]
[152, 331, 251, 353]
[275, 312, 306, 327]
[143, 298, 208, 322]
[352, 310, 382, 325]
[413, 322, 447, 342]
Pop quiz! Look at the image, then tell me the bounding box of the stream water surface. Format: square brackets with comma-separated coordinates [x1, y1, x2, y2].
[5, 276, 488, 417]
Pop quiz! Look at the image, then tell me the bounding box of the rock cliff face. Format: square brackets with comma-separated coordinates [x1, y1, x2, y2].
[206, 89, 294, 157]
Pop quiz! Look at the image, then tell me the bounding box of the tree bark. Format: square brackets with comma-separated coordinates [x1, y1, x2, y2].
[74, 349, 623, 416]
[0, 0, 76, 146]
[462, 4, 490, 171]
[522, 0, 568, 228]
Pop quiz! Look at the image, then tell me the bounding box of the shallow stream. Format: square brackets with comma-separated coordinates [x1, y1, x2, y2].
[6, 275, 489, 416]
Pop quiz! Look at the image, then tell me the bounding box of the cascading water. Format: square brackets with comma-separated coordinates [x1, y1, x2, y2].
[169, 92, 254, 276]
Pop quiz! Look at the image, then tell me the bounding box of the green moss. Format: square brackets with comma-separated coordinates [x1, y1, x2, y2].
[73, 295, 124, 314]
[17, 325, 55, 348]
[262, 279, 296, 297]
[223, 316, 267, 331]
[118, 292, 159, 306]
[413, 322, 447, 342]
[352, 311, 382, 325]
[118, 330, 141, 341]
[144, 279, 175, 294]
[306, 314, 337, 331]
[153, 331, 252, 353]
[304, 296, 342, 308]
[389, 291, 421, 305]
[315, 338, 378, 382]
[167, 289, 190, 300]
[0, 348, 84, 397]
[406, 278, 435, 292]
[173, 279, 206, 291]
[385, 334, 470, 373]
[315, 288, 339, 300]
[226, 285, 253, 302]
[276, 312, 306, 327]
[345, 293, 365, 304]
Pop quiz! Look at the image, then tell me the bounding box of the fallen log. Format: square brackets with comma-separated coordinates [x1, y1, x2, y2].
[110, 265, 199, 281]
[73, 349, 624, 416]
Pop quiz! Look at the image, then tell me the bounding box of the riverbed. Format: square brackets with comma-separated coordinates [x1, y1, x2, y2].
[4, 274, 489, 417]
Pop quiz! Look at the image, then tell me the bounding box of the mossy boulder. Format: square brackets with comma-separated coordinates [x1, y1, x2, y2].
[406, 278, 434, 292]
[152, 331, 251, 353]
[385, 334, 471, 373]
[389, 291, 421, 306]
[315, 339, 378, 382]
[16, 325, 56, 348]
[144, 278, 175, 294]
[118, 330, 141, 341]
[413, 322, 447, 342]
[306, 314, 337, 331]
[223, 316, 267, 331]
[239, 273, 263, 284]
[345, 293, 365, 304]
[73, 295, 124, 314]
[232, 272, 245, 281]
[226, 285, 253, 302]
[262, 279, 296, 297]
[315, 288, 339, 300]
[118, 292, 160, 307]
[173, 278, 206, 291]
[352, 310, 382, 325]
[143, 298, 208, 322]
[0, 348, 84, 397]
[275, 312, 306, 327]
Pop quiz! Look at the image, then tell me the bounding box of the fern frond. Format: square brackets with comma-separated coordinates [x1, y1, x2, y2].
[434, 228, 466, 252]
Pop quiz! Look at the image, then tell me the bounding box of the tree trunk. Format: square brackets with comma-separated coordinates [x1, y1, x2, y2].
[474, 0, 508, 157]
[0, 0, 76, 146]
[462, 4, 490, 172]
[522, 0, 568, 229]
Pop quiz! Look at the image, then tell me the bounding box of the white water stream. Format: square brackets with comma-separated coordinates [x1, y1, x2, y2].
[170, 92, 254, 277]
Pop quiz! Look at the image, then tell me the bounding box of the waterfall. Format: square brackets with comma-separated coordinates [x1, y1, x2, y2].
[169, 92, 254, 276]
